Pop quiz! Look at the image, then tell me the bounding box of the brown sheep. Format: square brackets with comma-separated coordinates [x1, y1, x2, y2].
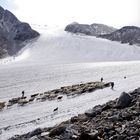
[0, 102, 6, 110]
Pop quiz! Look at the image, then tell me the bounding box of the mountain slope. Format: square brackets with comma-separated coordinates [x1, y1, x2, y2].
[1, 26, 140, 139]
[99, 26, 140, 45]
[0, 6, 39, 58]
[65, 22, 116, 36]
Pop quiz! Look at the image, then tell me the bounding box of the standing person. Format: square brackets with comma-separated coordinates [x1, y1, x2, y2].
[22, 90, 25, 98]
[101, 77, 103, 82]
[111, 82, 114, 89]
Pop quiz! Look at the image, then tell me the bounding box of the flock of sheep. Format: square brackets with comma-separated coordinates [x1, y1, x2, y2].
[0, 81, 111, 112]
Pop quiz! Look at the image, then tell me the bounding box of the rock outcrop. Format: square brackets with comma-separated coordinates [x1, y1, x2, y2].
[65, 22, 140, 46]
[0, 6, 39, 58]
[100, 26, 140, 45]
[65, 22, 116, 36]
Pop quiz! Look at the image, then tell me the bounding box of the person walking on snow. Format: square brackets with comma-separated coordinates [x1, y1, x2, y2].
[111, 82, 114, 89]
[22, 90, 25, 98]
[101, 77, 103, 82]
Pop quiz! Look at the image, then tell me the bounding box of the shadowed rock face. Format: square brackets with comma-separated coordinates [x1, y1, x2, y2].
[0, 6, 39, 58]
[65, 22, 116, 36]
[100, 26, 140, 45]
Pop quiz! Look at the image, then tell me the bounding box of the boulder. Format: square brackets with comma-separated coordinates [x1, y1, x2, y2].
[116, 92, 132, 108]
[28, 128, 42, 138]
[49, 125, 67, 137]
[79, 131, 99, 140]
[85, 105, 102, 117]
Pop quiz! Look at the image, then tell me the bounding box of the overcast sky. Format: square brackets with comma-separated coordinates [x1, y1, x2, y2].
[0, 0, 140, 28]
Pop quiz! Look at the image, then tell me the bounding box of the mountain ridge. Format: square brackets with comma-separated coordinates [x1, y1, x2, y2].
[0, 6, 39, 58]
[99, 26, 140, 45]
[65, 22, 140, 46]
[65, 22, 117, 36]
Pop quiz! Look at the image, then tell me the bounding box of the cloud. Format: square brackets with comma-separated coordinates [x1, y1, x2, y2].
[1, 0, 140, 27]
[0, 0, 18, 10]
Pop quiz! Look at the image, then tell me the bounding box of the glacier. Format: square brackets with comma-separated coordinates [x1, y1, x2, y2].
[0, 25, 140, 139]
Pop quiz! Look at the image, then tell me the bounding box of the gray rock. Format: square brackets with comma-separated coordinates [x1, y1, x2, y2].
[131, 87, 140, 95]
[49, 125, 67, 137]
[100, 26, 140, 45]
[108, 114, 120, 122]
[0, 5, 39, 58]
[85, 105, 102, 117]
[29, 136, 39, 140]
[116, 92, 132, 108]
[28, 128, 42, 138]
[65, 22, 116, 36]
[109, 135, 126, 140]
[85, 109, 97, 117]
[79, 131, 99, 140]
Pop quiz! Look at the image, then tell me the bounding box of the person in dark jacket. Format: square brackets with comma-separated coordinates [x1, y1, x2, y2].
[101, 77, 103, 82]
[110, 82, 114, 89]
[22, 90, 25, 98]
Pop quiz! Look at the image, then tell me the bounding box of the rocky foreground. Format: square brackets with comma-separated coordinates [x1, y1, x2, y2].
[8, 87, 140, 140]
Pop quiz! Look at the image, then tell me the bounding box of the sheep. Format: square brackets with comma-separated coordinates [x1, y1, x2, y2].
[57, 96, 63, 101]
[0, 102, 6, 110]
[48, 94, 57, 100]
[18, 99, 28, 106]
[9, 97, 21, 104]
[29, 97, 35, 102]
[31, 93, 39, 98]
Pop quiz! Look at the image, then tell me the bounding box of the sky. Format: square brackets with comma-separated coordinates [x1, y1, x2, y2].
[0, 0, 140, 28]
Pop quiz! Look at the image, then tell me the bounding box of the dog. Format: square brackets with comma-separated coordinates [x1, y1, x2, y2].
[57, 96, 63, 101]
[53, 107, 58, 112]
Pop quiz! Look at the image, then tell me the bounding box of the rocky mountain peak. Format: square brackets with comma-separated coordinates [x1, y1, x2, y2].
[65, 22, 117, 36]
[0, 5, 39, 58]
[100, 26, 140, 45]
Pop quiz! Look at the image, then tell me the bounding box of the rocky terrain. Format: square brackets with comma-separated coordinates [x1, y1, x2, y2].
[100, 26, 140, 45]
[8, 86, 140, 140]
[65, 22, 140, 46]
[0, 6, 39, 58]
[65, 22, 116, 36]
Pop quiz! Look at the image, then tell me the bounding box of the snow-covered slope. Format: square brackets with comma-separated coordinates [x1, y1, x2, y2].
[17, 26, 140, 64]
[0, 26, 140, 139]
[1, 25, 140, 65]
